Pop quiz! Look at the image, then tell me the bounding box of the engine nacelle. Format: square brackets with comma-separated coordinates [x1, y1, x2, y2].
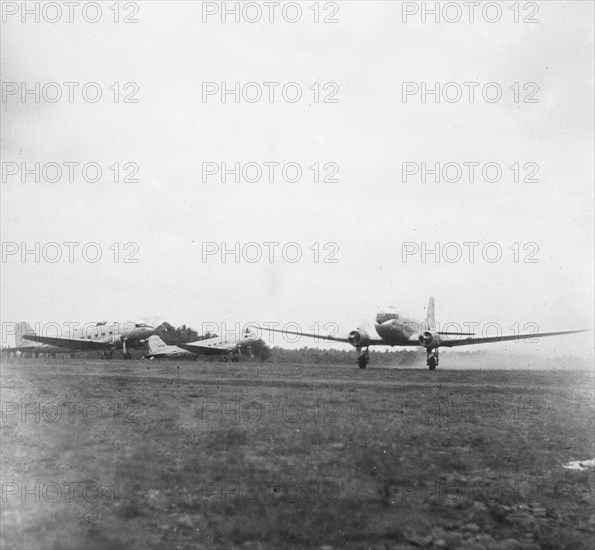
[347, 329, 371, 348]
[418, 331, 442, 349]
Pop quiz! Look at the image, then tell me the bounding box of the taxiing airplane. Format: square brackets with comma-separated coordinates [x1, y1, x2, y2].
[144, 329, 271, 361]
[20, 321, 155, 358]
[257, 297, 587, 370]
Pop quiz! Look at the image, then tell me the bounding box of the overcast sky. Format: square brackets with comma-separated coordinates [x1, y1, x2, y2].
[1, 1, 593, 356]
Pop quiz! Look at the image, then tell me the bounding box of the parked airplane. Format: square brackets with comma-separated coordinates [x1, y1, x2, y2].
[144, 329, 271, 361]
[20, 321, 155, 358]
[257, 297, 587, 370]
[1, 322, 68, 358]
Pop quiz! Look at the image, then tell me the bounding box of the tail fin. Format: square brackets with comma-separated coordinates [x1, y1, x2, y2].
[15, 322, 38, 347]
[425, 297, 435, 330]
[148, 335, 168, 353]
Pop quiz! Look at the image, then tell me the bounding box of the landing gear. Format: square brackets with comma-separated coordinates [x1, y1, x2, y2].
[357, 347, 370, 369]
[427, 349, 438, 371]
[121, 339, 131, 359]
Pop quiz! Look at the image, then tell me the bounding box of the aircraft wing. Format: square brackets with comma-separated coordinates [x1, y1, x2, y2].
[255, 326, 385, 345]
[23, 334, 113, 351]
[177, 342, 233, 355]
[440, 329, 588, 348]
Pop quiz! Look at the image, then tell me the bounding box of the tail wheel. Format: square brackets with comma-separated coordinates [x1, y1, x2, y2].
[428, 356, 437, 371]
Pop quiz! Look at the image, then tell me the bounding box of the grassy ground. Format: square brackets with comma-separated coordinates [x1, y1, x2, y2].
[1, 359, 594, 549]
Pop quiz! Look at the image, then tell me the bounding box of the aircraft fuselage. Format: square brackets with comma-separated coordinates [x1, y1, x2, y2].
[373, 311, 425, 346]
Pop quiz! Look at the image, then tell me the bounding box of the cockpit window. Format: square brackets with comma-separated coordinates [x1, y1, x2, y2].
[376, 312, 399, 324]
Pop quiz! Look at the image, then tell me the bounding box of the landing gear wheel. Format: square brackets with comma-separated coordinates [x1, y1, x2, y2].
[357, 347, 370, 369]
[427, 349, 438, 371]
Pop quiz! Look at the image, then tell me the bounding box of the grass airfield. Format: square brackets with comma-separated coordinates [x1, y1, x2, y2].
[1, 359, 594, 550]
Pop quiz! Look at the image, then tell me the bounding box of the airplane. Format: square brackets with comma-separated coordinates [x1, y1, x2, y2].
[1, 322, 69, 358]
[144, 328, 271, 362]
[257, 297, 588, 370]
[19, 321, 155, 358]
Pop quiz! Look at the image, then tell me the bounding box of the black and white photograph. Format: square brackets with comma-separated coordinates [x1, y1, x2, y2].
[1, 1, 594, 548]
